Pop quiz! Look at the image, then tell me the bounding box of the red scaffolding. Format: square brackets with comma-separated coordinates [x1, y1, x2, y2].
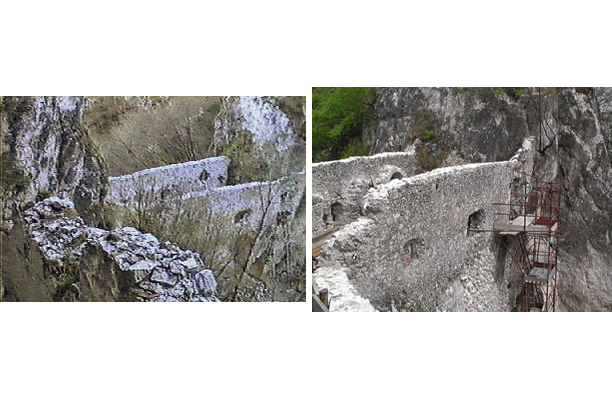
[491, 176, 562, 312]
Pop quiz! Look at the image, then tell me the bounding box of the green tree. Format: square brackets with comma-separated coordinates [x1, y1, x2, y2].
[312, 87, 376, 162]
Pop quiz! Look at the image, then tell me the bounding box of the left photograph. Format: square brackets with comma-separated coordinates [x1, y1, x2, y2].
[0, 96, 306, 302]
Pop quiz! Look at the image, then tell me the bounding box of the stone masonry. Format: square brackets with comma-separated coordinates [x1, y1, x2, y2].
[312, 151, 419, 237]
[314, 139, 536, 311]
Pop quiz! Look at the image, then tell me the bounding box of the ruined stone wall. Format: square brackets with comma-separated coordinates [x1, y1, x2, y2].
[184, 173, 305, 301]
[108, 156, 230, 208]
[107, 160, 306, 302]
[315, 161, 523, 311]
[312, 151, 419, 237]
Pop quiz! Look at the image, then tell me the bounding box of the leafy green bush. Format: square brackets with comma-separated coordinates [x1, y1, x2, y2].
[312, 87, 376, 162]
[340, 137, 370, 159]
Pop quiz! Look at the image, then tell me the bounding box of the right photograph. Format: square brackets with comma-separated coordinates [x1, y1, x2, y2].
[312, 87, 612, 312]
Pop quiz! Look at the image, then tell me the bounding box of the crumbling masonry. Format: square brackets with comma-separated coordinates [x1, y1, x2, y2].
[313, 139, 537, 311]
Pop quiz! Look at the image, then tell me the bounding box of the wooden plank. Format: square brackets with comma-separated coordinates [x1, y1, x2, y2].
[511, 215, 535, 226]
[312, 227, 340, 258]
[312, 294, 329, 312]
[319, 288, 329, 309]
[313, 227, 340, 244]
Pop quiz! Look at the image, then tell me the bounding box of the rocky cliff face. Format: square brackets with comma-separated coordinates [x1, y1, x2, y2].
[1, 96, 219, 301]
[214, 96, 306, 182]
[367, 87, 612, 311]
[1, 97, 106, 222]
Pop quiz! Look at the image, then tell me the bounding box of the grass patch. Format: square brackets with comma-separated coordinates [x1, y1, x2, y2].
[339, 137, 370, 159]
[409, 111, 440, 141]
[53, 254, 81, 301]
[1, 152, 29, 193]
[409, 111, 448, 170]
[219, 130, 270, 184]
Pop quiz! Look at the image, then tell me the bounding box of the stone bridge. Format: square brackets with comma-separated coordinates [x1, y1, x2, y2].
[314, 139, 535, 311]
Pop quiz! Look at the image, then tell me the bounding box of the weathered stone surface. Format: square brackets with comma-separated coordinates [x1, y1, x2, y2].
[108, 156, 230, 208]
[340, 87, 612, 311]
[1, 96, 106, 224]
[11, 197, 219, 302]
[315, 159, 525, 311]
[214, 96, 305, 180]
[367, 88, 528, 163]
[312, 151, 419, 236]
[2, 96, 305, 303]
[107, 154, 306, 302]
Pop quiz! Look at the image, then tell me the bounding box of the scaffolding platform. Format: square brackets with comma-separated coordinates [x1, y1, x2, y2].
[525, 267, 556, 283]
[488, 176, 562, 312]
[494, 215, 534, 234]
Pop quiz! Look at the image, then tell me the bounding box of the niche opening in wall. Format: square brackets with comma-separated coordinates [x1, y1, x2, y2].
[467, 210, 485, 236]
[390, 172, 403, 181]
[402, 238, 424, 266]
[330, 202, 344, 223]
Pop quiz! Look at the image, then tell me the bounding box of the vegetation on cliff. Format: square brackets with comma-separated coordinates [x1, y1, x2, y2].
[312, 87, 376, 162]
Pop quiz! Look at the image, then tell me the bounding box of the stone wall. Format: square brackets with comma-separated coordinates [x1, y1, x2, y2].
[107, 157, 306, 302]
[312, 151, 419, 237]
[315, 160, 525, 311]
[169, 173, 305, 302]
[108, 156, 230, 208]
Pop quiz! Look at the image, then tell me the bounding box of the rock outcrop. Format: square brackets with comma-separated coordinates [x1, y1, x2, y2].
[367, 87, 529, 163]
[214, 96, 306, 181]
[1, 96, 106, 223]
[13, 197, 218, 301]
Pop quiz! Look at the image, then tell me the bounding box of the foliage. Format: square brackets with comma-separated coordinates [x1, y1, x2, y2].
[0, 96, 35, 124]
[416, 143, 448, 170]
[468, 87, 525, 101]
[83, 97, 136, 137]
[53, 254, 81, 301]
[409, 110, 440, 141]
[312, 87, 376, 162]
[88, 96, 221, 176]
[340, 137, 370, 159]
[410, 111, 448, 170]
[90, 203, 118, 230]
[219, 130, 270, 184]
[1, 152, 29, 193]
[36, 190, 52, 202]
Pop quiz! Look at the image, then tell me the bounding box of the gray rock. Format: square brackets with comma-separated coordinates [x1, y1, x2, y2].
[128, 260, 156, 271]
[194, 269, 217, 294]
[150, 268, 179, 287]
